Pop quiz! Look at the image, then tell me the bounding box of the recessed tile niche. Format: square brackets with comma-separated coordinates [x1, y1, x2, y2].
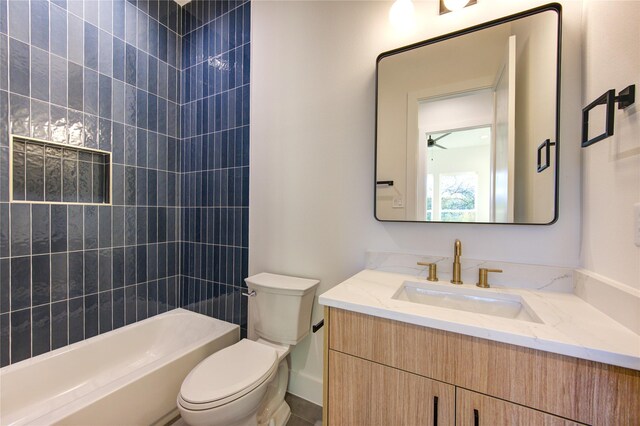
[11, 136, 111, 205]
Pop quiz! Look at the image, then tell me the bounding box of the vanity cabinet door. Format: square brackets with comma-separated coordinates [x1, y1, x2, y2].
[455, 388, 585, 426]
[328, 350, 455, 426]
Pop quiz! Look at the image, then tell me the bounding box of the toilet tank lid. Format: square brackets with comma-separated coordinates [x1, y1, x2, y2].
[245, 273, 319, 294]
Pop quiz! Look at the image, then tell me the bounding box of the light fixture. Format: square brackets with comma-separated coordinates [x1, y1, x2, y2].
[440, 0, 476, 15]
[389, 0, 416, 31]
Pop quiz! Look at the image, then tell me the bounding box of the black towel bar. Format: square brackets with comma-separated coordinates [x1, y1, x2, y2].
[536, 139, 556, 173]
[582, 84, 635, 147]
[312, 319, 324, 333]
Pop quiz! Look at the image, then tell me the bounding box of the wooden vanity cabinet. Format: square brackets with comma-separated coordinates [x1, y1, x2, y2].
[323, 307, 640, 426]
[328, 350, 455, 425]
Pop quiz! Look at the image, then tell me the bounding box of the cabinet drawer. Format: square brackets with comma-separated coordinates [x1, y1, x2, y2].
[328, 307, 640, 424]
[328, 350, 455, 426]
[456, 388, 584, 426]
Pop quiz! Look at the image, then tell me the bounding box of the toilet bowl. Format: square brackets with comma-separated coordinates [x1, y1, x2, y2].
[177, 273, 319, 426]
[177, 339, 289, 426]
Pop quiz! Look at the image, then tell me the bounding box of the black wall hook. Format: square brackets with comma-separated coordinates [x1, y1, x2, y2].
[582, 84, 635, 147]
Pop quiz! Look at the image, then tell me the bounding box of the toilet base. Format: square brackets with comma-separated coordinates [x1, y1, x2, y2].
[266, 400, 291, 426]
[227, 412, 259, 426]
[256, 358, 291, 426]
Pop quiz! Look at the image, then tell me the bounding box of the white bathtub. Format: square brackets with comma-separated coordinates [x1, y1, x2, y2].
[0, 308, 239, 426]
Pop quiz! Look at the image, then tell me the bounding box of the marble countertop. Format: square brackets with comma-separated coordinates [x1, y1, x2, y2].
[319, 269, 640, 371]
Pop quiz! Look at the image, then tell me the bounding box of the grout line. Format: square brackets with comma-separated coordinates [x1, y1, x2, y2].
[65, 205, 70, 347]
[28, 202, 32, 358]
[7, 196, 11, 364]
[48, 198, 52, 353]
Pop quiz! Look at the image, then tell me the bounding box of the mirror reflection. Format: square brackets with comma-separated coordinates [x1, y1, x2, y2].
[375, 6, 560, 224]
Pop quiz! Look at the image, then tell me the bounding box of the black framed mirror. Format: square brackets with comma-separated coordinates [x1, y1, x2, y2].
[375, 3, 561, 224]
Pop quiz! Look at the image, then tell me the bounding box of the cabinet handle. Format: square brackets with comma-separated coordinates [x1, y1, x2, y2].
[433, 396, 438, 426]
[474, 409, 479, 426]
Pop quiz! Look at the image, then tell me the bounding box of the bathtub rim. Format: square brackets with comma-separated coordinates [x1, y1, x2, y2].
[0, 308, 235, 374]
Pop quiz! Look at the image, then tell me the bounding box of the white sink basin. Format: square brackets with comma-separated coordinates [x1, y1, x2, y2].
[393, 281, 542, 323]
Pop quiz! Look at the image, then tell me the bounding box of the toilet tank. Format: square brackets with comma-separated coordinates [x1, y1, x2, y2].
[246, 273, 319, 345]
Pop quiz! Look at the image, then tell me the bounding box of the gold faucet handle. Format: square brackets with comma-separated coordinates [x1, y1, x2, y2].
[476, 268, 503, 288]
[417, 262, 439, 282]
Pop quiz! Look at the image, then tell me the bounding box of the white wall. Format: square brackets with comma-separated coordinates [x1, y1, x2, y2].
[419, 90, 494, 133]
[580, 0, 640, 289]
[250, 0, 583, 405]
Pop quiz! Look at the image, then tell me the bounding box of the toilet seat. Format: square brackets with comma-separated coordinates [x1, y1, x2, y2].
[178, 339, 279, 411]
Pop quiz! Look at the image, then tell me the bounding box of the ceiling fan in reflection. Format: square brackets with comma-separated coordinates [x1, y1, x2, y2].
[426, 133, 451, 149]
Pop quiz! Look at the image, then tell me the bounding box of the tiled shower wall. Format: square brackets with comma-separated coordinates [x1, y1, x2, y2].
[0, 0, 184, 367]
[179, 0, 250, 337]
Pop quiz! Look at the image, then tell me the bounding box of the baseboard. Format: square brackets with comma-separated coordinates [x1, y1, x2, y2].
[288, 370, 323, 407]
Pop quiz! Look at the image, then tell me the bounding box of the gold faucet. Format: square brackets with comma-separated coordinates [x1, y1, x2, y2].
[451, 239, 463, 285]
[476, 268, 503, 288]
[417, 262, 439, 281]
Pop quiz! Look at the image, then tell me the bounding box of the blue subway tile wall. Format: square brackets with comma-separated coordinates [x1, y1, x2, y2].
[0, 0, 251, 366]
[179, 0, 250, 337]
[0, 0, 183, 367]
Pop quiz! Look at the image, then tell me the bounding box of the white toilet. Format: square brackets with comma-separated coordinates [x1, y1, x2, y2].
[177, 273, 319, 426]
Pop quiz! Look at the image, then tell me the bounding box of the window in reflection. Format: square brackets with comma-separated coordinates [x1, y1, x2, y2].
[426, 173, 479, 222]
[440, 173, 478, 221]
